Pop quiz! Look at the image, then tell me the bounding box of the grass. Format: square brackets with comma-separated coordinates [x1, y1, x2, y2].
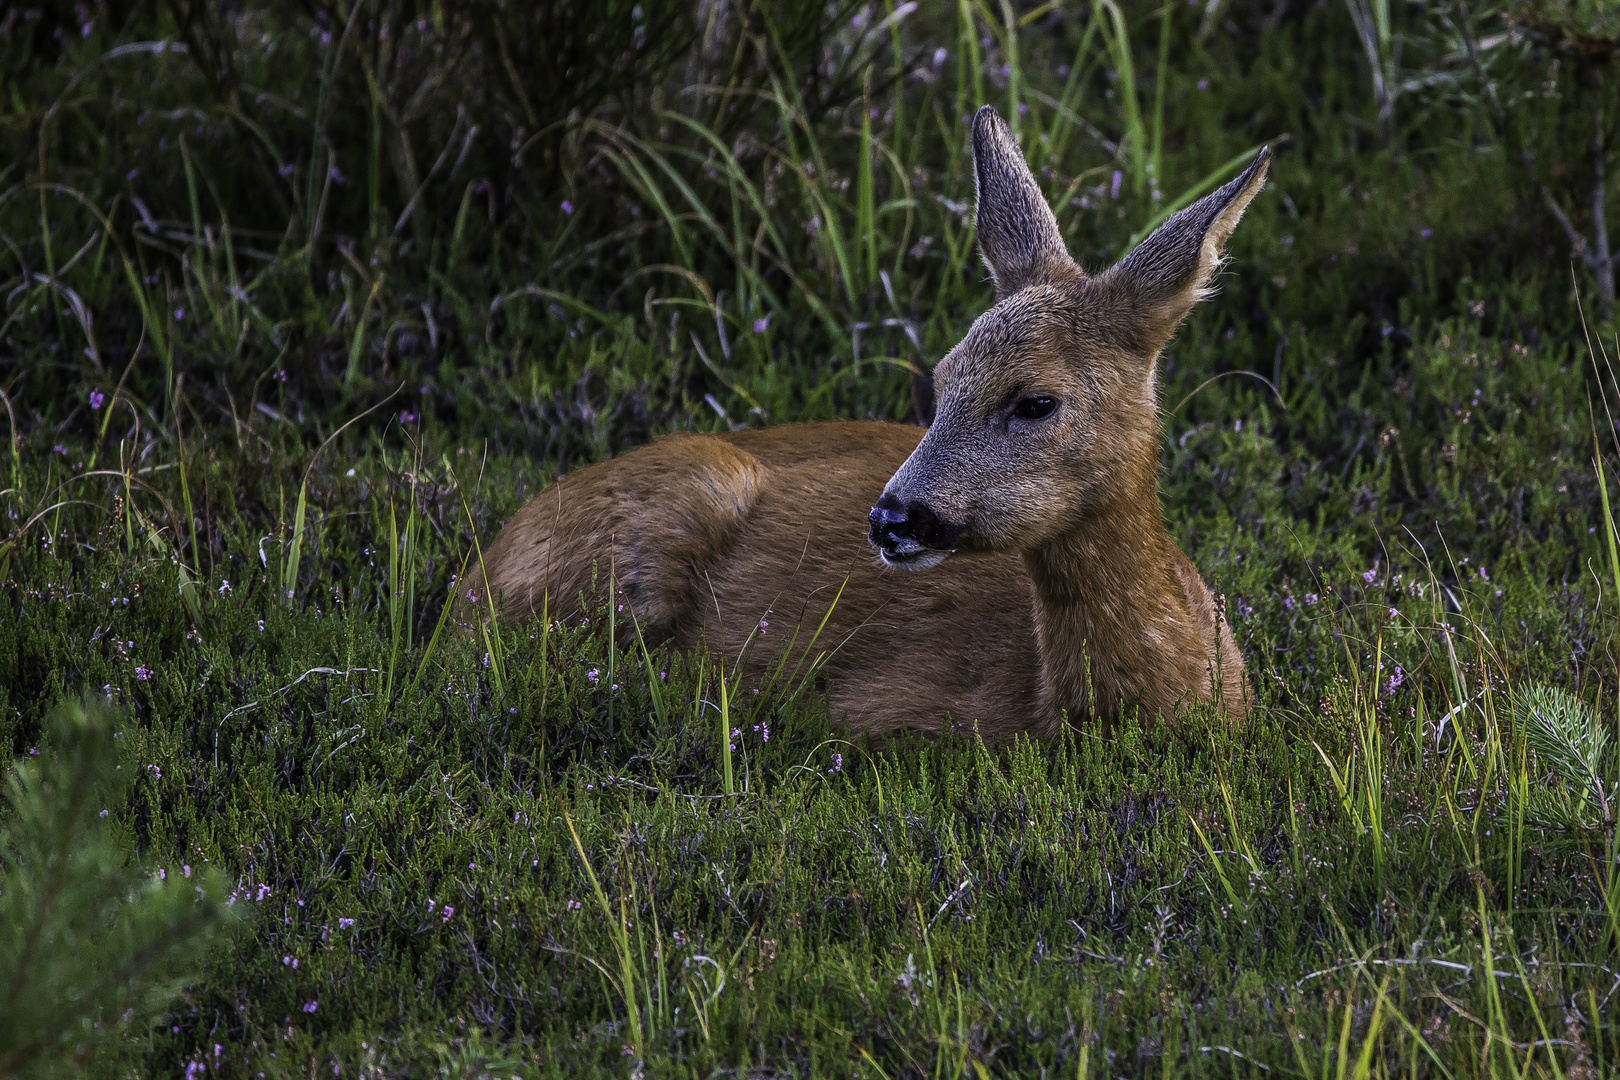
[2, 0, 1620, 1075]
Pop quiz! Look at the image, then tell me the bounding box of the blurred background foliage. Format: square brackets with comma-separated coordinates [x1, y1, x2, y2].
[0, 0, 1616, 461]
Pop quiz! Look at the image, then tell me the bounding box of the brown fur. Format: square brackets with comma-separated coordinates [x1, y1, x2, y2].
[472, 107, 1267, 739]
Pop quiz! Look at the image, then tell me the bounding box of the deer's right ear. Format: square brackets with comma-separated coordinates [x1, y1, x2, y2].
[1105, 147, 1271, 348]
[972, 106, 1077, 296]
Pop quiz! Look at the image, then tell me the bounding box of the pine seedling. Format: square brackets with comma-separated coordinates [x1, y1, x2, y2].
[1511, 683, 1615, 832]
[0, 697, 241, 1078]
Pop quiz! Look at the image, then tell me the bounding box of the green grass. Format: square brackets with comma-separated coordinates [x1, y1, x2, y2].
[3, 0, 1620, 1075]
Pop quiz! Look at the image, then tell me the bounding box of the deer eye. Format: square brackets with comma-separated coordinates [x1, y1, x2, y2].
[1011, 395, 1058, 421]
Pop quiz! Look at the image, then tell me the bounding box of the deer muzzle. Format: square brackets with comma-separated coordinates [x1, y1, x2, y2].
[868, 492, 964, 570]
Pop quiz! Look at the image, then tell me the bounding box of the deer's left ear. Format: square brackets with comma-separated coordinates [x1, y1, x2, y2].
[1105, 147, 1271, 346]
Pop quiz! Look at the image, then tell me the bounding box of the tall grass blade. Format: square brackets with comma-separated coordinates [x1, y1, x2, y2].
[858, 106, 877, 292]
[283, 479, 307, 611]
[1094, 0, 1144, 198]
[562, 807, 645, 1057]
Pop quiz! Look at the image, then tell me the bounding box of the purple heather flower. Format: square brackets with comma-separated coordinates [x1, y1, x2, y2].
[561, 200, 574, 215]
[135, 666, 151, 681]
[1111, 171, 1122, 199]
[90, 390, 105, 410]
[339, 917, 355, 929]
[303, 1001, 318, 1013]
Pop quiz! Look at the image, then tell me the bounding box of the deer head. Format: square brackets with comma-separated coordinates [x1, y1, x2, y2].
[869, 106, 1269, 569]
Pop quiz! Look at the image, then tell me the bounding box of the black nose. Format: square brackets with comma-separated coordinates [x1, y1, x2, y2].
[868, 492, 964, 549]
[868, 492, 910, 545]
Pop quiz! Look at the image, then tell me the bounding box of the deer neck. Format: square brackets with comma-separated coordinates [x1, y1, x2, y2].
[1020, 465, 1204, 724]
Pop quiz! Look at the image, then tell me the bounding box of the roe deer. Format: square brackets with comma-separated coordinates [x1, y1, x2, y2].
[474, 106, 1264, 739]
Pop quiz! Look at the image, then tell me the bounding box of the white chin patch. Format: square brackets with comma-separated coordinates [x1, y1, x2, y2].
[880, 548, 952, 571]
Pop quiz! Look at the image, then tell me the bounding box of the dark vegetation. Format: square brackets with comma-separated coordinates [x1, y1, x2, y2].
[2, 0, 1620, 1075]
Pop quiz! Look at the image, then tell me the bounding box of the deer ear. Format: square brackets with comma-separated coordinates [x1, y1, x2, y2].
[972, 106, 1077, 296]
[1107, 146, 1271, 345]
